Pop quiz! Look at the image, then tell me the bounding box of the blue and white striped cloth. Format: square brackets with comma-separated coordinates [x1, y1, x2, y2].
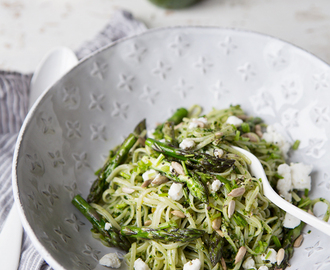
[0, 10, 146, 270]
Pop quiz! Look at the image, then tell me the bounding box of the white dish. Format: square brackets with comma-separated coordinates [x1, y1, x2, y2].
[13, 27, 330, 270]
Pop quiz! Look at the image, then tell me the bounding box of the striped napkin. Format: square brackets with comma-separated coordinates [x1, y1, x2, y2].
[0, 10, 146, 270]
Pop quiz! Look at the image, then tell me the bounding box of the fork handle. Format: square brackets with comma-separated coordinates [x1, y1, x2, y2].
[0, 203, 23, 270]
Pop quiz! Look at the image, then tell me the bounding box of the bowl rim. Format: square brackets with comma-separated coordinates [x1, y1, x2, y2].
[12, 25, 330, 270]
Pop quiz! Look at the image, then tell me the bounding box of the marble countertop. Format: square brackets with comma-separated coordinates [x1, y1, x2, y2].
[1, 0, 330, 73]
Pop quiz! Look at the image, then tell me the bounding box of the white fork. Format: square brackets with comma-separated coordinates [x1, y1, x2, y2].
[233, 146, 330, 237]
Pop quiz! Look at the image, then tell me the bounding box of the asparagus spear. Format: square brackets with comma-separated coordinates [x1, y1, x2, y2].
[87, 119, 146, 203]
[162, 121, 177, 146]
[121, 226, 204, 243]
[145, 138, 235, 173]
[166, 107, 189, 124]
[181, 172, 208, 204]
[145, 155, 209, 203]
[87, 133, 138, 203]
[72, 195, 131, 252]
[153, 107, 188, 139]
[209, 231, 225, 267]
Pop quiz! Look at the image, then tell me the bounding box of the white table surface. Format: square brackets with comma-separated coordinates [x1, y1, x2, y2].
[1, 0, 330, 73]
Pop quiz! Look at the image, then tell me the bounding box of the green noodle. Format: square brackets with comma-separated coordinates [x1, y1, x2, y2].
[90, 105, 330, 270]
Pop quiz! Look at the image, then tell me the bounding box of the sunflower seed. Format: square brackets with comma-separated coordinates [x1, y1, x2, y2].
[215, 230, 224, 237]
[293, 234, 304, 248]
[277, 248, 285, 265]
[241, 132, 259, 142]
[122, 187, 135, 194]
[215, 131, 223, 138]
[151, 175, 169, 185]
[220, 257, 227, 270]
[234, 246, 246, 264]
[138, 137, 146, 146]
[212, 217, 222, 230]
[237, 114, 249, 120]
[171, 210, 186, 218]
[255, 124, 263, 137]
[171, 161, 185, 175]
[228, 187, 246, 197]
[228, 200, 236, 218]
[144, 220, 152, 226]
[141, 179, 153, 188]
[174, 122, 183, 130]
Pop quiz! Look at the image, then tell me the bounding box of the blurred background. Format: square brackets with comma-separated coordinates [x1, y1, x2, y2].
[1, 0, 330, 73]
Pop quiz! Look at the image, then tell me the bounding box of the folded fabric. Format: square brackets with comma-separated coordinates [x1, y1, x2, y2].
[0, 10, 147, 270]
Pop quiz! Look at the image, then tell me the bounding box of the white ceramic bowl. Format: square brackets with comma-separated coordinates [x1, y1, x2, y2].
[13, 27, 330, 270]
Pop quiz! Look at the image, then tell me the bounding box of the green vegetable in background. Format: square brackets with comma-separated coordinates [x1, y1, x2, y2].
[72, 195, 131, 252]
[148, 0, 202, 9]
[145, 138, 235, 173]
[121, 226, 204, 243]
[87, 119, 146, 203]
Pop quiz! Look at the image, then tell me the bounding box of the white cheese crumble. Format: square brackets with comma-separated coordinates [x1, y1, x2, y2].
[104, 222, 112, 230]
[277, 162, 312, 202]
[134, 258, 150, 270]
[277, 164, 293, 201]
[290, 163, 313, 190]
[283, 212, 301, 229]
[258, 266, 268, 270]
[262, 125, 291, 158]
[99, 253, 121, 268]
[168, 183, 184, 201]
[179, 138, 196, 150]
[142, 169, 159, 181]
[261, 248, 277, 264]
[210, 179, 222, 193]
[183, 258, 202, 270]
[225, 115, 243, 127]
[188, 117, 208, 129]
[242, 257, 256, 269]
[147, 129, 155, 139]
[214, 148, 224, 158]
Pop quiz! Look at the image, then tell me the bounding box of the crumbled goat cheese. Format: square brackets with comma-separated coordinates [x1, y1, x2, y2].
[262, 125, 291, 158]
[261, 248, 277, 264]
[277, 163, 312, 202]
[99, 253, 121, 268]
[104, 222, 112, 230]
[242, 257, 256, 269]
[258, 266, 268, 270]
[283, 212, 301, 229]
[277, 164, 293, 201]
[210, 180, 222, 193]
[168, 183, 184, 201]
[179, 138, 196, 150]
[290, 163, 312, 190]
[214, 148, 224, 158]
[183, 259, 202, 270]
[142, 169, 159, 181]
[188, 117, 208, 129]
[134, 258, 150, 270]
[225, 115, 243, 127]
[147, 129, 155, 139]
